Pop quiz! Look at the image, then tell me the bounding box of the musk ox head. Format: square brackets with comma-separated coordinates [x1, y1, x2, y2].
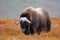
[20, 17, 31, 30]
[20, 7, 51, 35]
[20, 12, 33, 35]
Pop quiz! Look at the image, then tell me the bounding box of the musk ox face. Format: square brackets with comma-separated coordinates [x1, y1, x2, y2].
[20, 13, 32, 35]
[20, 7, 51, 35]
[20, 17, 31, 30]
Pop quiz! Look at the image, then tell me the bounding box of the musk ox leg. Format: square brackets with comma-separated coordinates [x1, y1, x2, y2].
[24, 26, 30, 35]
[46, 19, 51, 32]
[37, 28, 42, 35]
[30, 24, 34, 35]
[37, 21, 44, 35]
[37, 25, 43, 35]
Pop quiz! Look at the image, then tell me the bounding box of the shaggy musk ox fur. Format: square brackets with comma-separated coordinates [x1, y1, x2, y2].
[20, 7, 51, 35]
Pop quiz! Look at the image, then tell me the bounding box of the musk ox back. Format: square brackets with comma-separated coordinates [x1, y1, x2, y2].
[20, 7, 51, 35]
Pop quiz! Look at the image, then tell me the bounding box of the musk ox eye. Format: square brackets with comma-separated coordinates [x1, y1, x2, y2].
[26, 14, 30, 20]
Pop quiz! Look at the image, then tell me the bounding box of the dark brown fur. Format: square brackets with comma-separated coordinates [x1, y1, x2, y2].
[20, 7, 51, 35]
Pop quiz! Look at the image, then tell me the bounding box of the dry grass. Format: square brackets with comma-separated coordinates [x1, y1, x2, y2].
[0, 18, 60, 40]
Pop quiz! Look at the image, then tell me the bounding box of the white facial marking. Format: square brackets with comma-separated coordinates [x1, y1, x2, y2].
[20, 17, 31, 23]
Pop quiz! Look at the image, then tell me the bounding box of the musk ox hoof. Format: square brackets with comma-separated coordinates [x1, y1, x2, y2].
[24, 31, 30, 35]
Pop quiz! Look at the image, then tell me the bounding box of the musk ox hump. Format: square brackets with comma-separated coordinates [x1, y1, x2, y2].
[35, 7, 44, 15]
[22, 7, 35, 13]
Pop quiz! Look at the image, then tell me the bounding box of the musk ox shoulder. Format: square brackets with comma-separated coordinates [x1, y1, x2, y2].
[20, 7, 51, 35]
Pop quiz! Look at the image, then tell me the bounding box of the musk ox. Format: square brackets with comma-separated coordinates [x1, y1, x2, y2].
[20, 7, 51, 35]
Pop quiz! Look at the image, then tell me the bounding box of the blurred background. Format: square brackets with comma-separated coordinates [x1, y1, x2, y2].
[0, 0, 60, 19]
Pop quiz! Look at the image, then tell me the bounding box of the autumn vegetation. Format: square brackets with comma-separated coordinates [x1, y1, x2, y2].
[0, 18, 60, 40]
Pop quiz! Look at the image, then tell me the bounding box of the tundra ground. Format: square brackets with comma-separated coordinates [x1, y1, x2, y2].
[0, 18, 60, 40]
